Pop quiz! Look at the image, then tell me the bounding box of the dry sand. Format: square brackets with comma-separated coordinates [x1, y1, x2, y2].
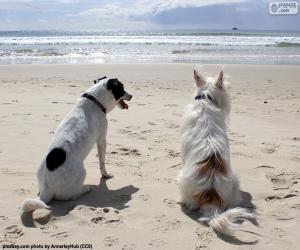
[0, 64, 299, 249]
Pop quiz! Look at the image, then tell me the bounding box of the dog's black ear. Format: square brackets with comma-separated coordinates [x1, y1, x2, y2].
[194, 70, 205, 87]
[106, 78, 125, 100]
[94, 76, 107, 84]
[106, 79, 117, 90]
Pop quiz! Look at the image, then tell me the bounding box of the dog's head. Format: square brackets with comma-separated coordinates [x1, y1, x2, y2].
[91, 77, 132, 113]
[193, 69, 230, 116]
[106, 78, 132, 110]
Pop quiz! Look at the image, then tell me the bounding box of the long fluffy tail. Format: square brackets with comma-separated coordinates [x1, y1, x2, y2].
[21, 197, 49, 213]
[201, 207, 255, 236]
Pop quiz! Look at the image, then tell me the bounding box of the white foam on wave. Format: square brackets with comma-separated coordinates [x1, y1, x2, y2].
[1, 35, 300, 46]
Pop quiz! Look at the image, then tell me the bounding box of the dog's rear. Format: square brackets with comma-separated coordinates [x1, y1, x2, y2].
[177, 69, 255, 236]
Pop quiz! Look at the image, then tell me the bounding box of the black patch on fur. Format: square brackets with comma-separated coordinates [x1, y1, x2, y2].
[94, 76, 107, 84]
[46, 148, 66, 171]
[106, 78, 125, 100]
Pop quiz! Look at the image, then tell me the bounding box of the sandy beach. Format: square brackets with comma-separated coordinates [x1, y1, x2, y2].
[0, 63, 299, 249]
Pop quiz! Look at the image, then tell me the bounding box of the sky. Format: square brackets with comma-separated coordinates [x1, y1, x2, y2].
[0, 0, 299, 31]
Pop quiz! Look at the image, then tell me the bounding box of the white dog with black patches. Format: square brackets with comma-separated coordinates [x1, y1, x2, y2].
[22, 77, 132, 212]
[177, 70, 255, 236]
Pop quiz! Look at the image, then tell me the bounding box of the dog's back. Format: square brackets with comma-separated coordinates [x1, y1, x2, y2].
[177, 70, 255, 236]
[178, 88, 237, 211]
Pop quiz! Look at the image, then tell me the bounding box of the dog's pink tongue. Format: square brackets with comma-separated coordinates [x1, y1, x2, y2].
[119, 99, 128, 109]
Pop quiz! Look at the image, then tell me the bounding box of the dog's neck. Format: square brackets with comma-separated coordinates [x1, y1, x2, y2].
[195, 93, 218, 107]
[81, 93, 106, 114]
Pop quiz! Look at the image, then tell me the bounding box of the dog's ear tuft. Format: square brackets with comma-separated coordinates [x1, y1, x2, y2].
[215, 70, 224, 89]
[94, 76, 107, 84]
[194, 70, 205, 87]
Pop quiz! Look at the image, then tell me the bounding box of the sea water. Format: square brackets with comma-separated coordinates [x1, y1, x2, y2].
[0, 30, 300, 65]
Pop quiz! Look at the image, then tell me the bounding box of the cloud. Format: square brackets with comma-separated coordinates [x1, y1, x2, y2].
[71, 0, 247, 19]
[0, 0, 299, 31]
[0, 0, 80, 10]
[0, 0, 78, 2]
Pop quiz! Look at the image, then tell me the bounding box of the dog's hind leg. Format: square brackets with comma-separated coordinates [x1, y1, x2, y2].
[71, 185, 91, 201]
[70, 168, 91, 200]
[97, 139, 113, 179]
[39, 188, 53, 204]
[55, 167, 91, 201]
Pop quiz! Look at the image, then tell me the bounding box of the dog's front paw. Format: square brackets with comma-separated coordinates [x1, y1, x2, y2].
[101, 173, 114, 179]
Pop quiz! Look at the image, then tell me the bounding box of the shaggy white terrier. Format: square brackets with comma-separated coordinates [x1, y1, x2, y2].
[177, 69, 255, 236]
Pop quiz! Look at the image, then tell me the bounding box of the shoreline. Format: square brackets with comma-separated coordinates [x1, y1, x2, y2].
[1, 62, 300, 66]
[1, 60, 300, 66]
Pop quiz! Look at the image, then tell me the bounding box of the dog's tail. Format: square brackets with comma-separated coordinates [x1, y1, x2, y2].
[21, 191, 51, 213]
[200, 207, 255, 236]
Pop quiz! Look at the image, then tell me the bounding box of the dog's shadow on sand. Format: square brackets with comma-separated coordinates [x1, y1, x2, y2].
[182, 190, 259, 246]
[21, 178, 139, 227]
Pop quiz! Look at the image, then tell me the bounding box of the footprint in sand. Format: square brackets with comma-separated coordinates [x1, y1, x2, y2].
[271, 227, 286, 238]
[91, 216, 107, 224]
[195, 229, 214, 250]
[2, 225, 24, 242]
[0, 216, 8, 224]
[164, 121, 180, 129]
[229, 132, 246, 138]
[122, 243, 137, 250]
[262, 148, 276, 154]
[261, 142, 280, 154]
[169, 163, 181, 169]
[163, 198, 177, 208]
[0, 168, 31, 177]
[291, 137, 300, 142]
[90, 208, 121, 225]
[40, 224, 59, 234]
[255, 165, 275, 169]
[139, 194, 151, 202]
[154, 177, 173, 184]
[118, 129, 140, 138]
[268, 208, 295, 221]
[265, 171, 299, 190]
[147, 122, 156, 126]
[152, 215, 181, 233]
[166, 149, 180, 158]
[50, 231, 69, 239]
[115, 147, 141, 156]
[232, 151, 254, 159]
[148, 239, 166, 247]
[15, 188, 31, 195]
[104, 236, 119, 247]
[265, 193, 297, 202]
[163, 104, 178, 107]
[291, 156, 300, 162]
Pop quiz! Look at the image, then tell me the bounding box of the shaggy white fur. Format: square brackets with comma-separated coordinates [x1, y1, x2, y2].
[177, 69, 255, 236]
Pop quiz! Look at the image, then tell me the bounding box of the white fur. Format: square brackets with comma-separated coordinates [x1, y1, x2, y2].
[177, 70, 255, 235]
[22, 78, 131, 212]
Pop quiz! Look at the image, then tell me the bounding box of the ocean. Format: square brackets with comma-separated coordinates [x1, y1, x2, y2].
[0, 30, 300, 65]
